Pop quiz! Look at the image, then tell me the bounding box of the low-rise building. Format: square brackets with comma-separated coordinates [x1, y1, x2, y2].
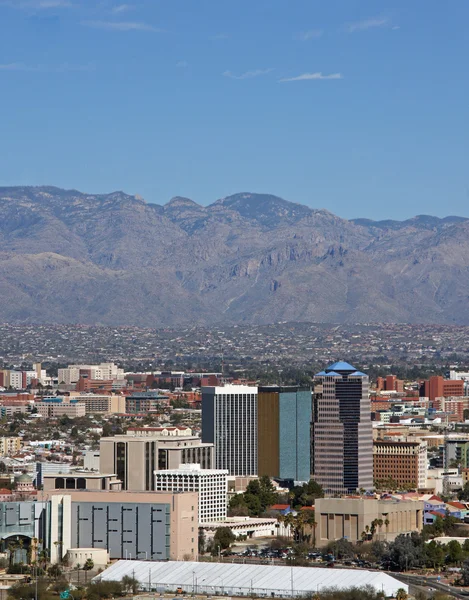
[49, 489, 198, 562]
[315, 497, 423, 546]
[43, 472, 122, 492]
[35, 397, 86, 418]
[125, 392, 169, 414]
[69, 393, 126, 415]
[155, 463, 228, 523]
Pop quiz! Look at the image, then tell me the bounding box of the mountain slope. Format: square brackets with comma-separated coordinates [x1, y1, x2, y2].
[0, 186, 468, 326]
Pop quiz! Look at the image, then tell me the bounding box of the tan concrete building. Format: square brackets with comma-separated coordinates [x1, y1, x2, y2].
[43, 472, 122, 492]
[100, 430, 214, 491]
[0, 436, 21, 457]
[35, 398, 86, 418]
[373, 440, 427, 489]
[315, 497, 423, 547]
[50, 489, 198, 561]
[69, 393, 126, 414]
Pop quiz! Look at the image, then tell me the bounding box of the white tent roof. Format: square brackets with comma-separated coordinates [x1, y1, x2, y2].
[94, 560, 407, 598]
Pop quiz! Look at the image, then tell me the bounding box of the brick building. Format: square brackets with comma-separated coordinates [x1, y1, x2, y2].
[376, 375, 404, 393]
[420, 376, 464, 401]
[373, 439, 427, 488]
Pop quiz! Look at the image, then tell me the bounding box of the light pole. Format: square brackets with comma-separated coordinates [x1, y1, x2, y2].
[148, 568, 151, 592]
[216, 577, 224, 595]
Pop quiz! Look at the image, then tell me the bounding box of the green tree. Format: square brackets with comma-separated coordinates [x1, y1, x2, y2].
[47, 563, 63, 579]
[461, 559, 469, 586]
[385, 533, 423, 571]
[424, 540, 445, 569]
[121, 575, 140, 595]
[198, 529, 206, 555]
[446, 539, 464, 565]
[212, 527, 235, 555]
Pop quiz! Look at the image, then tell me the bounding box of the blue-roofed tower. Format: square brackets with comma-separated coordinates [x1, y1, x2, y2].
[312, 361, 373, 494]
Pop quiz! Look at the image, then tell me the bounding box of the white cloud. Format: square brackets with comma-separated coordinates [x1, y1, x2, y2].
[112, 3, 133, 13]
[176, 60, 188, 68]
[346, 17, 389, 32]
[211, 33, 229, 40]
[223, 68, 273, 80]
[295, 29, 323, 41]
[279, 72, 343, 82]
[83, 20, 164, 32]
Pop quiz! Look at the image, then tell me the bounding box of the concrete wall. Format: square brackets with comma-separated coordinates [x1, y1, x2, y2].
[316, 497, 423, 547]
[50, 490, 198, 561]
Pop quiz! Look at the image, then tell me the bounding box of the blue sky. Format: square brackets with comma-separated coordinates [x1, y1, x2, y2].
[0, 0, 468, 220]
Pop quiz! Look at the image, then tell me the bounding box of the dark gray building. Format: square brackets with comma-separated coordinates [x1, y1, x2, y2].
[312, 361, 373, 494]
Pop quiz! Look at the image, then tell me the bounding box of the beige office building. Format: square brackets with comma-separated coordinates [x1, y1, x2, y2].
[69, 393, 126, 415]
[43, 472, 122, 492]
[35, 399, 86, 418]
[315, 497, 423, 547]
[0, 436, 21, 456]
[100, 429, 214, 491]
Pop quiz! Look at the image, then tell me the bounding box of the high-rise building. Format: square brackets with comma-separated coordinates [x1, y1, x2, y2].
[155, 463, 228, 523]
[312, 361, 373, 494]
[202, 385, 258, 476]
[257, 386, 312, 482]
[100, 429, 214, 490]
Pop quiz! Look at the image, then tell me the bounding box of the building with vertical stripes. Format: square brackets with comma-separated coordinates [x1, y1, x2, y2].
[312, 362, 373, 494]
[202, 385, 258, 476]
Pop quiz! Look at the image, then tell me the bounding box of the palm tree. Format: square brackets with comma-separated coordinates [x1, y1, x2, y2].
[376, 518, 384, 539]
[83, 558, 94, 583]
[276, 514, 285, 537]
[294, 511, 307, 543]
[384, 517, 390, 536]
[305, 512, 317, 547]
[284, 512, 295, 540]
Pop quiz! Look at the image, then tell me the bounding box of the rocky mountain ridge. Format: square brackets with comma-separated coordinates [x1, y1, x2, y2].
[0, 186, 468, 326]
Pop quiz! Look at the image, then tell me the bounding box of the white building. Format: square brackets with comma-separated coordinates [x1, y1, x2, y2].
[58, 363, 124, 385]
[8, 371, 23, 389]
[95, 560, 408, 598]
[449, 370, 469, 381]
[201, 385, 258, 476]
[84, 451, 100, 471]
[155, 463, 228, 524]
[58, 367, 81, 386]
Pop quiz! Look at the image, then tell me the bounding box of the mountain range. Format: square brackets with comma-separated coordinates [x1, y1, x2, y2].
[1, 186, 468, 327]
